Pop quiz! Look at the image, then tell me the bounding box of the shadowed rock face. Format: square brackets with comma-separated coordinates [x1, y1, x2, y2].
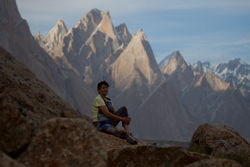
[0, 151, 25, 167]
[0, 47, 80, 157]
[186, 158, 243, 167]
[107, 146, 208, 167]
[18, 118, 107, 167]
[189, 124, 250, 167]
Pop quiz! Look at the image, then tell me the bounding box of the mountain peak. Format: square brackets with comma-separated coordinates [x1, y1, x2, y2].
[34, 31, 45, 41]
[56, 19, 66, 26]
[38, 19, 68, 51]
[192, 61, 204, 75]
[88, 8, 103, 15]
[195, 72, 230, 91]
[76, 8, 103, 30]
[111, 29, 161, 88]
[172, 50, 183, 61]
[160, 51, 188, 75]
[98, 10, 116, 38]
[134, 29, 147, 41]
[115, 23, 132, 46]
[85, 8, 104, 23]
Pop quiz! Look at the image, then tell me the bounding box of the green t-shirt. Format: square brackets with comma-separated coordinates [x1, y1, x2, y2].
[92, 94, 105, 122]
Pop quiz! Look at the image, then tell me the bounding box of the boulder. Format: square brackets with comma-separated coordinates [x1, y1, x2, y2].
[186, 158, 243, 167]
[18, 117, 210, 167]
[189, 124, 250, 166]
[0, 151, 25, 167]
[18, 118, 107, 167]
[107, 146, 209, 167]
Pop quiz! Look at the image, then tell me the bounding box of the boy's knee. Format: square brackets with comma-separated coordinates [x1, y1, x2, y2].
[120, 106, 128, 116]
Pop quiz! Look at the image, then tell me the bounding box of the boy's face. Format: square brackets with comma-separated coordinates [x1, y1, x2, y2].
[98, 84, 108, 96]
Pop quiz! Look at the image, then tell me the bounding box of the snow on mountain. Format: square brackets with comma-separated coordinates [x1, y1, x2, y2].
[213, 59, 250, 90]
[191, 59, 250, 91]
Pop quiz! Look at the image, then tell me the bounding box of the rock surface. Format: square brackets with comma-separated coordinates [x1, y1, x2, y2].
[0, 151, 25, 167]
[107, 146, 208, 167]
[186, 158, 243, 167]
[0, 47, 79, 157]
[16, 117, 211, 167]
[189, 124, 250, 166]
[18, 118, 107, 167]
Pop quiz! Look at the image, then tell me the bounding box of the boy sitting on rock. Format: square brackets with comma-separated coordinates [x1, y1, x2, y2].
[92, 81, 137, 145]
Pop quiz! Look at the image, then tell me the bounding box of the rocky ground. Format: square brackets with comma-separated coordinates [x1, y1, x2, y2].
[1, 46, 249, 166]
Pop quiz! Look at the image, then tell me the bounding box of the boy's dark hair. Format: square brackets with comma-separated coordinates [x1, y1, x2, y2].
[97, 81, 109, 90]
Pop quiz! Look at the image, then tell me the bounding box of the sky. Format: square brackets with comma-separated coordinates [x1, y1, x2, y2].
[16, 0, 250, 65]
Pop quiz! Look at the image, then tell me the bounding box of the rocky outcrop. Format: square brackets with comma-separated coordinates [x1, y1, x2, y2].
[0, 47, 79, 157]
[18, 118, 107, 167]
[189, 124, 250, 167]
[16, 117, 210, 167]
[186, 158, 243, 167]
[0, 151, 25, 167]
[108, 146, 208, 167]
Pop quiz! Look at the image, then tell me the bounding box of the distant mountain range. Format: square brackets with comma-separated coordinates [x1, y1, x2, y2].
[191, 58, 250, 92]
[1, 0, 250, 141]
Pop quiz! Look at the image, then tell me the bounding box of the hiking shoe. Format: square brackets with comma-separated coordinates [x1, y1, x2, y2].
[125, 136, 137, 145]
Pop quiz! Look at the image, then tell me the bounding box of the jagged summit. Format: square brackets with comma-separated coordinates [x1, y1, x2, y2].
[161, 51, 188, 75]
[195, 72, 230, 91]
[133, 29, 147, 41]
[34, 19, 68, 52]
[158, 50, 181, 70]
[34, 31, 45, 41]
[97, 10, 117, 40]
[192, 61, 204, 75]
[46, 19, 68, 39]
[110, 28, 161, 89]
[115, 23, 132, 46]
[76, 8, 104, 29]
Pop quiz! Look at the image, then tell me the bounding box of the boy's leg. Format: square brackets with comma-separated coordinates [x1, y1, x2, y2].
[112, 106, 130, 133]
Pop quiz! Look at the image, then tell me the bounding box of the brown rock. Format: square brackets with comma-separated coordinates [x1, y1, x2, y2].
[189, 124, 250, 166]
[108, 146, 209, 167]
[17, 117, 209, 167]
[18, 118, 107, 167]
[186, 158, 243, 167]
[0, 151, 25, 167]
[0, 47, 79, 157]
